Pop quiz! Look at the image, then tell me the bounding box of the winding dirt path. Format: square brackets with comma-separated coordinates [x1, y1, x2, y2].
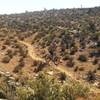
[18, 40, 75, 79]
[18, 40, 100, 94]
[18, 41, 46, 63]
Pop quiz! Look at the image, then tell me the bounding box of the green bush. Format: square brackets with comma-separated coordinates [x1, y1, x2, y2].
[0, 72, 90, 100]
[78, 55, 87, 62]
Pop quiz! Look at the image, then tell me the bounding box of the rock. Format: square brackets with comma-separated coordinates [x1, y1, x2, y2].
[47, 71, 53, 75]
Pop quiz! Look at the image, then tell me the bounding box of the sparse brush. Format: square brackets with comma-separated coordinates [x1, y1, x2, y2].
[2, 56, 11, 63]
[0, 72, 90, 100]
[78, 55, 87, 62]
[13, 61, 25, 73]
[97, 64, 100, 70]
[58, 72, 66, 81]
[86, 70, 96, 82]
[74, 66, 79, 72]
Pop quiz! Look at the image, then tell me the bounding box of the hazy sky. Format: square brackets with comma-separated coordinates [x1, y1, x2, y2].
[0, 0, 100, 14]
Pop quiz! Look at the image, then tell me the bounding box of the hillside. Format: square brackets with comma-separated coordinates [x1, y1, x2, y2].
[0, 7, 100, 100]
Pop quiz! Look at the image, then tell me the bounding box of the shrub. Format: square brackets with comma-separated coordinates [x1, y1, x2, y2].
[13, 61, 25, 73]
[92, 58, 98, 65]
[34, 61, 46, 72]
[70, 47, 78, 55]
[62, 54, 70, 60]
[19, 47, 28, 58]
[73, 82, 90, 97]
[1, 45, 6, 50]
[78, 55, 87, 62]
[88, 22, 96, 33]
[6, 49, 12, 55]
[2, 56, 11, 63]
[62, 81, 89, 99]
[93, 69, 97, 73]
[4, 39, 10, 45]
[31, 61, 38, 67]
[0, 91, 6, 99]
[0, 72, 90, 100]
[18, 57, 24, 62]
[16, 87, 33, 100]
[74, 66, 79, 72]
[58, 72, 66, 81]
[0, 78, 16, 100]
[66, 58, 74, 67]
[6, 49, 14, 58]
[79, 67, 84, 71]
[97, 64, 100, 70]
[86, 71, 96, 82]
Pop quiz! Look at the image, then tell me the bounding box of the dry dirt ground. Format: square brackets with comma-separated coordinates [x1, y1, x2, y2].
[0, 35, 100, 99]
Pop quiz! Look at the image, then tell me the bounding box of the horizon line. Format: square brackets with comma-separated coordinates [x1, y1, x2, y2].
[0, 5, 100, 15]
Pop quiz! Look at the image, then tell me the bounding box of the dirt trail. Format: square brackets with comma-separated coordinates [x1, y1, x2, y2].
[18, 40, 100, 93]
[50, 62, 75, 79]
[18, 41, 46, 63]
[56, 65, 75, 79]
[18, 40, 75, 79]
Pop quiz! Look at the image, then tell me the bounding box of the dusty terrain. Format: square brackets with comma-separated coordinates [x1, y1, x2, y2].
[0, 7, 100, 99]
